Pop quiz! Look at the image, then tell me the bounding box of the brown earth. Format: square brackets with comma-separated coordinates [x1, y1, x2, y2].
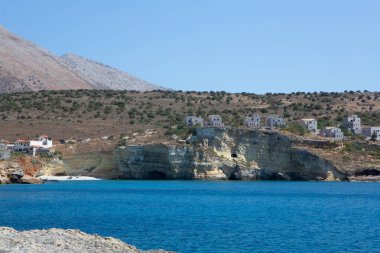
[15, 156, 42, 176]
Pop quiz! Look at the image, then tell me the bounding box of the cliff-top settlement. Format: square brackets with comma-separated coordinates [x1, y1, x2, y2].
[0, 90, 379, 183]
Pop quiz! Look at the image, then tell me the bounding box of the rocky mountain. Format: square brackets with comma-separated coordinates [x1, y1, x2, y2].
[0, 26, 93, 93]
[61, 54, 164, 91]
[0, 25, 165, 93]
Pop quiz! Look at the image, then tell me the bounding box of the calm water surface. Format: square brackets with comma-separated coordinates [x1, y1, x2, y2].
[0, 181, 379, 253]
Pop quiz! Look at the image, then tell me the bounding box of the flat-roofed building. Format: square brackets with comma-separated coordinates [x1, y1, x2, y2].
[319, 127, 344, 140]
[207, 115, 224, 127]
[299, 118, 318, 133]
[343, 115, 362, 134]
[266, 115, 286, 129]
[14, 140, 30, 152]
[244, 115, 261, 128]
[0, 147, 10, 160]
[362, 127, 380, 141]
[184, 116, 204, 127]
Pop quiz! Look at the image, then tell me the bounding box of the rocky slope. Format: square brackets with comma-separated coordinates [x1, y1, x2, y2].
[0, 227, 172, 253]
[51, 128, 350, 181]
[0, 25, 166, 93]
[61, 54, 164, 91]
[0, 157, 43, 184]
[0, 26, 92, 92]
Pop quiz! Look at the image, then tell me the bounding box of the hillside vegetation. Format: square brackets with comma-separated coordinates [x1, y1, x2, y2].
[0, 90, 379, 140]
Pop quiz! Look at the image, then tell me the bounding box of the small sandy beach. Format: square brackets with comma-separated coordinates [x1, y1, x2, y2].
[37, 175, 101, 181]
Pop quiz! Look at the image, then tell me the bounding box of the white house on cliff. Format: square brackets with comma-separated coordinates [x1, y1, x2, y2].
[14, 135, 53, 156]
[207, 115, 224, 127]
[29, 135, 53, 149]
[244, 115, 261, 128]
[299, 118, 318, 133]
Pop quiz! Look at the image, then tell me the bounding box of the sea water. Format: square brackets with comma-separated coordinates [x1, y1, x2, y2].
[0, 181, 379, 253]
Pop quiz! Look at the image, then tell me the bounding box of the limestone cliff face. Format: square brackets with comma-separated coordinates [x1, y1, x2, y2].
[52, 128, 346, 181]
[188, 128, 345, 181]
[41, 151, 119, 179]
[114, 145, 195, 179]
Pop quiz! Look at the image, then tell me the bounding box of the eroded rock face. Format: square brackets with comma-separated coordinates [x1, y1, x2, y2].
[114, 145, 195, 179]
[57, 151, 119, 179]
[53, 128, 347, 181]
[111, 128, 346, 181]
[190, 128, 345, 181]
[0, 227, 173, 253]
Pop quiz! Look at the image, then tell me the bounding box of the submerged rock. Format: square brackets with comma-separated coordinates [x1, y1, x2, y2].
[0, 227, 173, 253]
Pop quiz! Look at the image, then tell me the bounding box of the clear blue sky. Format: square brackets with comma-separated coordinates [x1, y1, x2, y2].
[1, 0, 379, 93]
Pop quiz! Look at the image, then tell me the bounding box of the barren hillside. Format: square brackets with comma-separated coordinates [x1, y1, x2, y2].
[0, 25, 166, 93]
[61, 54, 164, 91]
[0, 26, 92, 92]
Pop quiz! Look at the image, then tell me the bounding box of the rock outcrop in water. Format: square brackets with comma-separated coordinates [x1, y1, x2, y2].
[55, 128, 347, 181]
[0, 227, 172, 253]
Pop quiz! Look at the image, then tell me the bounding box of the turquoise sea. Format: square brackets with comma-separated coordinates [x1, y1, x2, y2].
[0, 181, 379, 253]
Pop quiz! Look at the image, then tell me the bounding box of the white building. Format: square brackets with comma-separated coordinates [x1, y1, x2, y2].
[6, 144, 14, 151]
[0, 140, 7, 148]
[319, 127, 344, 140]
[244, 115, 261, 128]
[14, 140, 30, 152]
[29, 135, 53, 149]
[362, 127, 380, 141]
[266, 115, 286, 129]
[0, 144, 5, 149]
[343, 115, 362, 134]
[207, 115, 224, 127]
[0, 147, 10, 160]
[14, 136, 53, 156]
[299, 118, 318, 133]
[29, 136, 53, 156]
[0, 140, 14, 151]
[184, 116, 204, 127]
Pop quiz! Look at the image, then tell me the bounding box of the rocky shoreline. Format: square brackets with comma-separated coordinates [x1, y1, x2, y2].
[348, 175, 380, 182]
[1, 128, 379, 183]
[0, 160, 43, 184]
[0, 227, 173, 253]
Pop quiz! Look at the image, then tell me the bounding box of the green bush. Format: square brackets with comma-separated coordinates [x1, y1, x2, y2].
[286, 123, 307, 136]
